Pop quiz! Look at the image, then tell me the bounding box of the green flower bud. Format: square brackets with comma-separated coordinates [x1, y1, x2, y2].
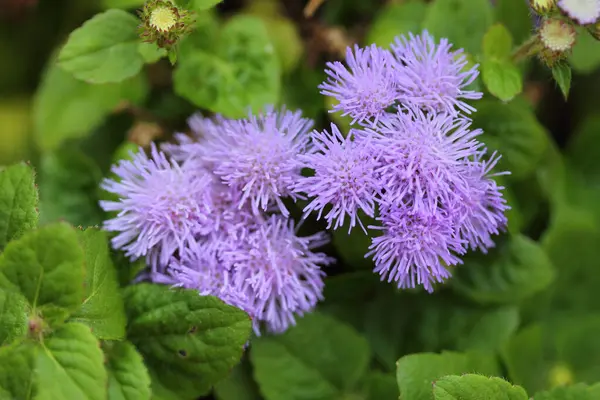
[529, 0, 556, 14]
[538, 18, 577, 67]
[138, 0, 195, 52]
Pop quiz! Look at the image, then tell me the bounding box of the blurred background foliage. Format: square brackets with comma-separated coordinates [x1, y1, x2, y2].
[3, 0, 600, 398]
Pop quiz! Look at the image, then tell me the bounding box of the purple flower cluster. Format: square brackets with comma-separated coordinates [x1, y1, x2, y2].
[297, 30, 509, 292]
[100, 108, 333, 335]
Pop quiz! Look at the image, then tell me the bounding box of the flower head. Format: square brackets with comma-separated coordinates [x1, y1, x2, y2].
[452, 152, 510, 252]
[138, 0, 195, 50]
[100, 144, 213, 266]
[368, 204, 465, 292]
[295, 124, 381, 233]
[391, 31, 482, 115]
[222, 215, 332, 334]
[320, 44, 399, 125]
[558, 0, 600, 25]
[539, 18, 577, 52]
[368, 107, 484, 211]
[201, 107, 314, 216]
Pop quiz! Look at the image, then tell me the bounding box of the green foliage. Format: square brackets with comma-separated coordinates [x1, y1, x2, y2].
[58, 10, 145, 84]
[482, 24, 522, 101]
[533, 383, 600, 400]
[214, 359, 261, 400]
[105, 341, 152, 400]
[569, 28, 600, 74]
[551, 63, 572, 101]
[0, 291, 28, 347]
[396, 351, 499, 400]
[423, 0, 493, 55]
[433, 375, 528, 400]
[123, 283, 252, 399]
[33, 62, 147, 151]
[174, 15, 280, 118]
[0, 342, 37, 399]
[452, 234, 555, 304]
[251, 312, 370, 399]
[36, 323, 107, 400]
[365, 1, 427, 48]
[0, 163, 38, 251]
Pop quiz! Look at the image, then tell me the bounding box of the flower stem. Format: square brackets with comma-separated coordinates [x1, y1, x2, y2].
[512, 35, 541, 63]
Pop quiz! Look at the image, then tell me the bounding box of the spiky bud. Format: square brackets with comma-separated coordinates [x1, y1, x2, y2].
[529, 0, 556, 14]
[538, 18, 577, 67]
[138, 0, 195, 52]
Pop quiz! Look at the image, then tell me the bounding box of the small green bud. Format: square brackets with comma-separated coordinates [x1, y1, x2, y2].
[538, 18, 577, 67]
[529, 0, 556, 14]
[138, 0, 195, 53]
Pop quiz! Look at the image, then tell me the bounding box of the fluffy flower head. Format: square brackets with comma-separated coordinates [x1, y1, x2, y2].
[223, 216, 332, 334]
[100, 145, 212, 266]
[320, 44, 398, 125]
[558, 0, 600, 25]
[295, 124, 380, 233]
[391, 31, 482, 115]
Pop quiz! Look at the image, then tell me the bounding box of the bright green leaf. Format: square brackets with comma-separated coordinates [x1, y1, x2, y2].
[58, 10, 144, 84]
[34, 61, 147, 151]
[70, 228, 126, 340]
[0, 223, 84, 322]
[0, 163, 38, 251]
[433, 374, 528, 400]
[214, 359, 261, 400]
[0, 291, 28, 346]
[251, 312, 371, 400]
[472, 99, 549, 180]
[138, 43, 166, 64]
[423, 0, 493, 54]
[396, 351, 499, 400]
[174, 15, 280, 118]
[569, 28, 600, 74]
[36, 323, 107, 400]
[365, 1, 427, 48]
[534, 383, 600, 400]
[452, 234, 555, 304]
[0, 342, 37, 399]
[189, 0, 223, 11]
[483, 24, 513, 59]
[39, 147, 104, 227]
[105, 341, 152, 400]
[551, 62, 572, 100]
[123, 283, 251, 399]
[482, 58, 522, 102]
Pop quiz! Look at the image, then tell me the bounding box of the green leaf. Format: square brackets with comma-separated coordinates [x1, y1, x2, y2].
[0, 223, 84, 322]
[214, 358, 261, 400]
[105, 341, 151, 400]
[483, 24, 513, 59]
[0, 342, 37, 399]
[34, 61, 147, 151]
[70, 228, 126, 340]
[433, 374, 528, 400]
[365, 1, 427, 48]
[533, 383, 600, 400]
[0, 163, 38, 251]
[58, 10, 144, 84]
[566, 115, 600, 182]
[495, 0, 532, 45]
[569, 28, 600, 74]
[472, 99, 549, 180]
[123, 283, 251, 399]
[0, 291, 29, 346]
[503, 316, 600, 394]
[481, 24, 522, 101]
[189, 0, 223, 11]
[251, 312, 370, 400]
[363, 372, 398, 400]
[482, 58, 523, 102]
[551, 63, 572, 100]
[101, 0, 144, 8]
[423, 0, 493, 54]
[452, 234, 555, 304]
[332, 221, 373, 270]
[138, 43, 166, 64]
[36, 322, 107, 400]
[541, 206, 600, 313]
[174, 15, 280, 118]
[39, 147, 104, 227]
[396, 351, 499, 400]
